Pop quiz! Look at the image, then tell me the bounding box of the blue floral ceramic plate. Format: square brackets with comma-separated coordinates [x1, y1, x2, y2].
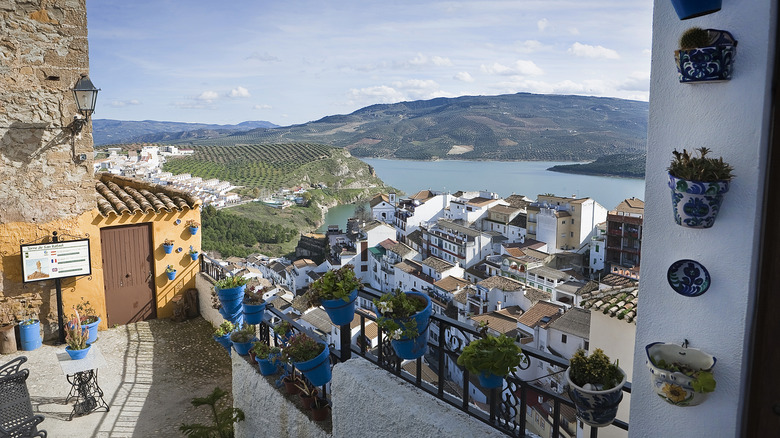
[667, 259, 710, 297]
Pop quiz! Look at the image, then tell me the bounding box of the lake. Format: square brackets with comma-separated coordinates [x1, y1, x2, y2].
[319, 158, 646, 231]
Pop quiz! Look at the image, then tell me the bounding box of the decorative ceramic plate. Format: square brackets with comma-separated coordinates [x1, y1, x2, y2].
[667, 259, 710, 297]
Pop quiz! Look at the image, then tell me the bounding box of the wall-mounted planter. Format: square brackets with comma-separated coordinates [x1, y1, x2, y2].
[646, 342, 716, 406]
[671, 0, 721, 20]
[668, 173, 730, 228]
[163, 243, 174, 254]
[675, 29, 737, 83]
[189, 226, 199, 235]
[166, 269, 177, 281]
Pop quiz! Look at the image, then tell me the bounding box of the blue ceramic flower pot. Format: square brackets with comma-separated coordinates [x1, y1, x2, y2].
[257, 357, 278, 376]
[294, 343, 331, 386]
[190, 252, 199, 261]
[19, 319, 41, 351]
[82, 317, 101, 344]
[213, 333, 232, 353]
[670, 0, 721, 20]
[189, 226, 199, 235]
[65, 344, 92, 360]
[163, 243, 174, 254]
[243, 301, 267, 325]
[477, 372, 504, 389]
[669, 173, 730, 228]
[217, 285, 246, 312]
[321, 288, 358, 326]
[387, 292, 432, 360]
[232, 339, 255, 356]
[166, 270, 176, 281]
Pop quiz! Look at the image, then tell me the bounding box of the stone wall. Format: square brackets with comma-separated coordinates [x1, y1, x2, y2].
[0, 0, 96, 224]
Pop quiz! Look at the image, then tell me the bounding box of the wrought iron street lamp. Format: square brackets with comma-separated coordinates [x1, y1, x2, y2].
[71, 74, 99, 134]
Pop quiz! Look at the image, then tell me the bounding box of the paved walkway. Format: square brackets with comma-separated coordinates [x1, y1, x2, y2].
[2, 317, 232, 437]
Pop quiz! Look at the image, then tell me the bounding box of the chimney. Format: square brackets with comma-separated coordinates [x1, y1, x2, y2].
[496, 300, 502, 311]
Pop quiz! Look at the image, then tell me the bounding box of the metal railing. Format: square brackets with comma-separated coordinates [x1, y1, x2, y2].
[254, 287, 630, 437]
[200, 253, 228, 282]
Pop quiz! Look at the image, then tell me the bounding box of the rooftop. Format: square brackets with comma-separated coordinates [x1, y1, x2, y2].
[548, 307, 591, 338]
[95, 173, 201, 217]
[421, 256, 456, 273]
[516, 301, 565, 329]
[580, 286, 639, 323]
[611, 197, 645, 215]
[478, 275, 524, 291]
[433, 275, 470, 293]
[471, 305, 525, 335]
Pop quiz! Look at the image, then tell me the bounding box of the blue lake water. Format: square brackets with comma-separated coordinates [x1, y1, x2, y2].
[319, 158, 646, 231]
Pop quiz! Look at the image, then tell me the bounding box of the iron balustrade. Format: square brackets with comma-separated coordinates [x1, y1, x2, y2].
[254, 287, 630, 437]
[200, 253, 228, 282]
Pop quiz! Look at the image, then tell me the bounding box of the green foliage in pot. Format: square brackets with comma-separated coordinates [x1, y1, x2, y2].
[651, 357, 716, 393]
[75, 298, 99, 324]
[679, 27, 712, 49]
[374, 289, 427, 340]
[274, 320, 293, 337]
[165, 264, 176, 274]
[214, 321, 235, 337]
[215, 275, 249, 290]
[568, 348, 623, 391]
[243, 286, 266, 305]
[282, 333, 325, 363]
[457, 333, 524, 377]
[229, 324, 256, 343]
[251, 342, 281, 361]
[305, 264, 361, 306]
[668, 147, 734, 182]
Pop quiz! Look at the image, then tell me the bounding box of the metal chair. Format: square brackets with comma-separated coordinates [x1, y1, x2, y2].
[0, 357, 46, 438]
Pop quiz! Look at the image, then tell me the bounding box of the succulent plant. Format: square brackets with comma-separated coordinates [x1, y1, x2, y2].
[568, 348, 623, 390]
[668, 147, 734, 182]
[679, 27, 712, 49]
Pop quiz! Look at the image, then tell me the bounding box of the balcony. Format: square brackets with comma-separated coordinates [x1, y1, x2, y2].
[194, 259, 632, 438]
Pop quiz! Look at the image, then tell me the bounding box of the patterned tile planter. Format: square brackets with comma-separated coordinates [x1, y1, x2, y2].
[668, 173, 729, 228]
[675, 30, 736, 83]
[646, 342, 717, 407]
[565, 367, 627, 427]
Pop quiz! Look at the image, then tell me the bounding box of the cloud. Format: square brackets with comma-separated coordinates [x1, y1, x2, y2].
[348, 85, 406, 104]
[110, 99, 141, 107]
[402, 53, 453, 68]
[454, 71, 474, 82]
[480, 60, 544, 76]
[568, 27, 580, 35]
[515, 40, 545, 53]
[568, 42, 620, 59]
[347, 79, 454, 106]
[537, 18, 549, 31]
[247, 52, 281, 62]
[617, 71, 651, 92]
[228, 86, 251, 98]
[197, 91, 219, 102]
[253, 104, 272, 110]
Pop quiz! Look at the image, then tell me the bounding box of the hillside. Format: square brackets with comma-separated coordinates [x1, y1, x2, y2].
[547, 153, 647, 178]
[113, 93, 647, 162]
[92, 119, 278, 146]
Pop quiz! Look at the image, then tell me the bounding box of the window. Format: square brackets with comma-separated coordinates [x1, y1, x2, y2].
[561, 334, 568, 343]
[584, 340, 590, 351]
[571, 218, 575, 224]
[594, 258, 597, 264]
[361, 265, 368, 272]
[570, 231, 574, 237]
[562, 220, 566, 224]
[595, 245, 599, 252]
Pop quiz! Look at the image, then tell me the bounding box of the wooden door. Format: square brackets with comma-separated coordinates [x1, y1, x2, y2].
[101, 224, 156, 326]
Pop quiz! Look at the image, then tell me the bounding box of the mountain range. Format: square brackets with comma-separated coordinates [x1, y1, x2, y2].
[93, 92, 648, 162]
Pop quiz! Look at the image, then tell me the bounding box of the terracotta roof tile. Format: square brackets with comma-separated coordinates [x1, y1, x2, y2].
[517, 301, 565, 329]
[580, 286, 639, 323]
[95, 174, 201, 217]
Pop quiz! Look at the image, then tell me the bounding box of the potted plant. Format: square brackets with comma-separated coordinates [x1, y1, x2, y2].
[165, 264, 177, 281]
[675, 27, 737, 83]
[163, 238, 175, 254]
[374, 290, 432, 360]
[282, 332, 331, 386]
[668, 147, 734, 228]
[310, 397, 330, 422]
[18, 312, 42, 351]
[295, 379, 319, 409]
[213, 321, 235, 353]
[274, 320, 294, 344]
[75, 298, 101, 344]
[304, 265, 361, 326]
[671, 0, 722, 20]
[242, 286, 267, 325]
[565, 348, 627, 427]
[188, 245, 199, 262]
[282, 373, 303, 395]
[251, 342, 281, 376]
[230, 324, 256, 356]
[457, 329, 525, 389]
[214, 276, 249, 324]
[646, 342, 716, 406]
[186, 219, 200, 235]
[65, 309, 91, 360]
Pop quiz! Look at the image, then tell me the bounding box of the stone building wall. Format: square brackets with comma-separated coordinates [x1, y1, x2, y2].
[0, 0, 96, 224]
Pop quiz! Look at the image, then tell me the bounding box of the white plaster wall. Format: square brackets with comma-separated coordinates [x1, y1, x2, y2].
[331, 358, 506, 438]
[232, 355, 330, 438]
[196, 273, 222, 327]
[630, 1, 775, 436]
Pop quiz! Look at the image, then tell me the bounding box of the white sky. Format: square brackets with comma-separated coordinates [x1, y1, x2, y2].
[86, 0, 653, 126]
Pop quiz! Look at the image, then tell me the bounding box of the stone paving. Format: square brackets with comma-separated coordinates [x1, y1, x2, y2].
[2, 317, 232, 437]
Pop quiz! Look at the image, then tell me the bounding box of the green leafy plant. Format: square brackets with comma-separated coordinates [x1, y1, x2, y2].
[568, 348, 623, 390]
[457, 332, 524, 377]
[679, 27, 712, 49]
[305, 265, 361, 306]
[243, 286, 266, 305]
[65, 309, 88, 350]
[374, 290, 427, 340]
[189, 245, 199, 256]
[282, 332, 325, 363]
[229, 324, 256, 343]
[186, 219, 201, 228]
[274, 320, 293, 337]
[75, 298, 99, 324]
[180, 387, 245, 438]
[213, 321, 235, 337]
[652, 358, 717, 393]
[166, 264, 176, 274]
[251, 342, 281, 361]
[668, 147, 734, 182]
[215, 276, 249, 290]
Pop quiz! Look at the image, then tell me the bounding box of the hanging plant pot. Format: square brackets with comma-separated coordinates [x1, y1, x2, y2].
[670, 0, 722, 20]
[477, 372, 504, 389]
[668, 173, 729, 228]
[321, 288, 358, 326]
[565, 367, 627, 427]
[65, 343, 92, 360]
[189, 226, 199, 235]
[189, 251, 199, 261]
[294, 343, 332, 386]
[163, 243, 174, 254]
[675, 30, 736, 83]
[18, 319, 42, 351]
[81, 317, 101, 345]
[384, 292, 432, 360]
[243, 301, 267, 325]
[646, 342, 717, 406]
[166, 270, 177, 281]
